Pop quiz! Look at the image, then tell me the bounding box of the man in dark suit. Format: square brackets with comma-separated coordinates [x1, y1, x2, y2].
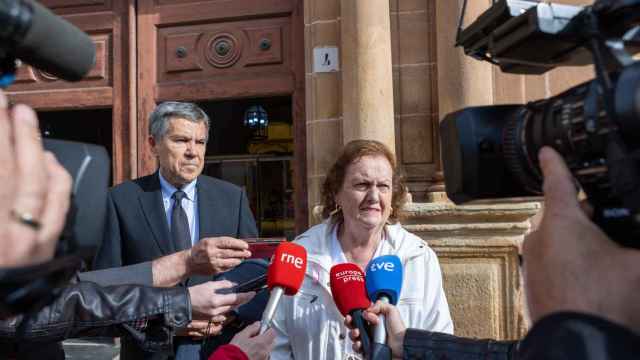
[94, 101, 258, 360]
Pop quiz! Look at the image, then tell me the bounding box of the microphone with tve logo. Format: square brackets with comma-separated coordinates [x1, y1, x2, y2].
[259, 242, 307, 334]
[330, 263, 372, 359]
[366, 255, 403, 360]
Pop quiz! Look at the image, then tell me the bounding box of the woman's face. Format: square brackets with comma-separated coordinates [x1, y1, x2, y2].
[335, 155, 393, 231]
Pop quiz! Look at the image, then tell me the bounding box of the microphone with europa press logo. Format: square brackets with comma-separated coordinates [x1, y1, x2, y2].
[366, 255, 403, 360]
[259, 242, 307, 334]
[330, 263, 372, 359]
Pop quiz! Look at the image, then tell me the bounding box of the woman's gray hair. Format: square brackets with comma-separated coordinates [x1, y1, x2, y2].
[148, 101, 210, 141]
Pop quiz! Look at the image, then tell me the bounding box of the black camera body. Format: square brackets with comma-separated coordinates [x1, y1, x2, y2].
[441, 0, 640, 248]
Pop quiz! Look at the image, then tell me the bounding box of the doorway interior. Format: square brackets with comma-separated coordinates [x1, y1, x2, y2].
[198, 96, 295, 240]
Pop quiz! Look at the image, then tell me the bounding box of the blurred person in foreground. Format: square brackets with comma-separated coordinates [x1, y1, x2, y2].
[0, 279, 255, 358]
[0, 92, 70, 270]
[208, 322, 275, 360]
[346, 146, 640, 359]
[270, 139, 453, 360]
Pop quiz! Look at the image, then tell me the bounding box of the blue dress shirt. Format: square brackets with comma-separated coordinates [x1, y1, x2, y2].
[158, 171, 200, 247]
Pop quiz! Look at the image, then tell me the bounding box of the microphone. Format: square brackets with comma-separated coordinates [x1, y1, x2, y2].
[259, 242, 307, 334]
[330, 263, 372, 359]
[365, 255, 403, 360]
[2, 0, 96, 81]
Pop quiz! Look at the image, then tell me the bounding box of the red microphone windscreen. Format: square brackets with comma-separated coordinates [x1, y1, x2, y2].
[267, 242, 307, 295]
[330, 263, 371, 316]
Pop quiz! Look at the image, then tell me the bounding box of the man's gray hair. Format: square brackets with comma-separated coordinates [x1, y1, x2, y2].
[148, 101, 210, 141]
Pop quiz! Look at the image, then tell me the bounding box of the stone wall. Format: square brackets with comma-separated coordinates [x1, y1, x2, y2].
[304, 0, 343, 226]
[403, 202, 539, 339]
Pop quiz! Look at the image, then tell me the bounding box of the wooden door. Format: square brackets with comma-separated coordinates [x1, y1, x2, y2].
[7, 0, 137, 184]
[136, 0, 308, 233]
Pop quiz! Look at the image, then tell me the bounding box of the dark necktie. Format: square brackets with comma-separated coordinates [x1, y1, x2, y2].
[171, 190, 192, 251]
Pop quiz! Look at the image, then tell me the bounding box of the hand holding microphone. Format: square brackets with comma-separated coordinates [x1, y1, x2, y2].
[259, 242, 307, 334]
[228, 322, 276, 360]
[330, 263, 372, 359]
[346, 302, 406, 360]
[365, 255, 403, 360]
[208, 322, 276, 360]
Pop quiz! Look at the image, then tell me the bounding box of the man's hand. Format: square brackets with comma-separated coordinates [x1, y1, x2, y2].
[187, 236, 252, 276]
[152, 237, 251, 287]
[229, 322, 276, 360]
[523, 146, 640, 333]
[345, 300, 406, 359]
[188, 280, 255, 319]
[176, 318, 225, 338]
[0, 94, 72, 267]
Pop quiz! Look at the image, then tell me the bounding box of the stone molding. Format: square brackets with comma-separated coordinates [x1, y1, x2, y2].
[401, 201, 540, 340]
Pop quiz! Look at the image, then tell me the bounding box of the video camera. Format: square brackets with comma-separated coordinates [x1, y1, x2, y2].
[0, 0, 109, 318]
[440, 0, 640, 248]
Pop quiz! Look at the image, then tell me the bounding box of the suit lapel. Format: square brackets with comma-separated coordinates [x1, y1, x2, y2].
[197, 176, 228, 238]
[138, 173, 175, 255]
[190, 177, 218, 286]
[197, 177, 215, 238]
[191, 176, 240, 286]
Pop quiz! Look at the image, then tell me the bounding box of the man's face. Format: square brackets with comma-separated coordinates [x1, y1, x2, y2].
[149, 117, 208, 188]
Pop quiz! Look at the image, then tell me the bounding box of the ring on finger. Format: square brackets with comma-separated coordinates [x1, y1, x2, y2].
[11, 209, 41, 230]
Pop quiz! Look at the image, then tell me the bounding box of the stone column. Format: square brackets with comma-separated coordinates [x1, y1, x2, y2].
[436, 0, 496, 116]
[340, 0, 396, 152]
[425, 0, 497, 202]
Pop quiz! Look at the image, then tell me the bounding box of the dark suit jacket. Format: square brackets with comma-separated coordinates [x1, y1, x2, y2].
[79, 262, 153, 286]
[93, 172, 258, 360]
[94, 172, 257, 269]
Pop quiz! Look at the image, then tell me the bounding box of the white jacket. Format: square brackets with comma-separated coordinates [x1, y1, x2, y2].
[270, 222, 453, 360]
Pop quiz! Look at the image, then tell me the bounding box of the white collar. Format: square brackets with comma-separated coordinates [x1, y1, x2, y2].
[158, 170, 197, 201]
[329, 224, 387, 266]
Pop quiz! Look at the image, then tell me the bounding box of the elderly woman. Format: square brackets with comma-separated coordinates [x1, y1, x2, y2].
[270, 140, 453, 360]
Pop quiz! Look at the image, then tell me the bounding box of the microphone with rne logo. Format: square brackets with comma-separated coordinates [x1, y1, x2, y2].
[330, 263, 372, 359]
[259, 242, 307, 334]
[365, 255, 403, 360]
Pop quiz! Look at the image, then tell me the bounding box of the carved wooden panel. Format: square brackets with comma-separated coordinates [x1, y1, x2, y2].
[245, 26, 283, 66]
[39, 0, 112, 14]
[43, 0, 108, 8]
[157, 18, 290, 83]
[154, 0, 239, 6]
[151, 0, 294, 24]
[205, 31, 244, 69]
[164, 33, 204, 73]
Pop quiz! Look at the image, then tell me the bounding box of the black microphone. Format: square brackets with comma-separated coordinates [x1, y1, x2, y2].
[1, 0, 96, 81]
